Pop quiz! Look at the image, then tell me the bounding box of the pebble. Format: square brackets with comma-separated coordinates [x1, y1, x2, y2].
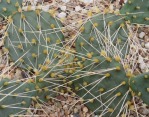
[60, 110, 64, 116]
[83, 107, 88, 113]
[57, 12, 66, 18]
[109, 4, 114, 12]
[75, 6, 82, 12]
[74, 107, 79, 113]
[81, 9, 87, 13]
[62, 0, 70, 3]
[145, 42, 149, 49]
[138, 55, 144, 63]
[63, 105, 68, 109]
[0, 64, 5, 70]
[139, 32, 145, 38]
[60, 6, 67, 11]
[15, 69, 23, 79]
[41, 5, 50, 12]
[31, 0, 39, 5]
[81, 0, 93, 3]
[139, 62, 146, 71]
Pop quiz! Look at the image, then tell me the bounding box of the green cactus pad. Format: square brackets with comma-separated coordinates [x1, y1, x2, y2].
[0, 76, 65, 117]
[4, 10, 65, 75]
[75, 13, 129, 60]
[120, 0, 149, 25]
[130, 72, 149, 105]
[0, 0, 23, 17]
[0, 78, 35, 117]
[67, 56, 132, 116]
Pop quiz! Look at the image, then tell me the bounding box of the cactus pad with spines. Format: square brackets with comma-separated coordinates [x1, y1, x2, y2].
[66, 13, 134, 116]
[4, 10, 65, 75]
[130, 72, 149, 105]
[0, 78, 35, 117]
[120, 0, 149, 25]
[0, 0, 23, 17]
[75, 13, 130, 60]
[67, 55, 132, 116]
[0, 75, 65, 117]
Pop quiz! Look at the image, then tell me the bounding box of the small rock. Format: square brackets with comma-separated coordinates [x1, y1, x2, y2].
[81, 9, 87, 13]
[83, 107, 88, 113]
[0, 64, 5, 70]
[74, 108, 78, 113]
[60, 110, 64, 116]
[138, 55, 144, 63]
[63, 105, 68, 109]
[60, 6, 66, 11]
[81, 0, 93, 3]
[57, 12, 66, 18]
[91, 6, 100, 13]
[139, 32, 145, 38]
[109, 4, 114, 10]
[62, 0, 70, 3]
[139, 62, 146, 71]
[70, 115, 73, 117]
[41, 5, 49, 12]
[75, 6, 81, 12]
[15, 69, 23, 79]
[32, 0, 39, 5]
[54, 112, 58, 116]
[145, 42, 149, 49]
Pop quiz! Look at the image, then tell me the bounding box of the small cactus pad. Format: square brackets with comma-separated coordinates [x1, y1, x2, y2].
[130, 72, 149, 105]
[0, 78, 35, 117]
[75, 13, 130, 60]
[4, 10, 65, 75]
[120, 0, 149, 25]
[0, 0, 23, 17]
[67, 56, 132, 116]
[0, 76, 65, 117]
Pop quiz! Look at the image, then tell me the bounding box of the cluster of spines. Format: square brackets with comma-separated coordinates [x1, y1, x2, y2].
[0, 0, 23, 17]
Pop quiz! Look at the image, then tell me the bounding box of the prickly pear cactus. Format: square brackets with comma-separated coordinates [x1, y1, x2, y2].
[4, 10, 65, 76]
[130, 72, 149, 105]
[0, 74, 65, 116]
[120, 0, 149, 25]
[67, 54, 133, 116]
[66, 13, 133, 116]
[0, 0, 23, 17]
[66, 2, 149, 115]
[0, 78, 35, 116]
[76, 13, 130, 59]
[1, 4, 66, 117]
